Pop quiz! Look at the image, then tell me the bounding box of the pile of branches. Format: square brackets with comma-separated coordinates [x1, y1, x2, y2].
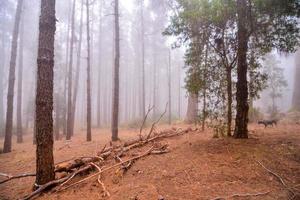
[0, 124, 196, 200]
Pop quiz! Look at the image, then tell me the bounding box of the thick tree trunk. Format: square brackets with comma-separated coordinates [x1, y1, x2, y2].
[3, 0, 24, 153]
[17, 18, 24, 143]
[111, 0, 120, 141]
[234, 0, 249, 139]
[185, 93, 198, 124]
[35, 0, 56, 185]
[86, 0, 92, 142]
[66, 0, 76, 140]
[227, 67, 232, 136]
[71, 0, 83, 134]
[292, 50, 300, 111]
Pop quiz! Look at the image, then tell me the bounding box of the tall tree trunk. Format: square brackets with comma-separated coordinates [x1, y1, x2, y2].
[178, 64, 181, 119]
[292, 50, 300, 111]
[227, 67, 232, 136]
[71, 0, 84, 134]
[168, 49, 171, 125]
[0, 26, 6, 137]
[185, 93, 198, 123]
[3, 0, 24, 153]
[141, 0, 145, 119]
[234, 0, 249, 139]
[152, 49, 157, 120]
[35, 0, 56, 185]
[202, 45, 208, 131]
[86, 0, 92, 142]
[66, 0, 76, 140]
[97, 0, 103, 127]
[63, 2, 71, 137]
[111, 0, 120, 141]
[17, 17, 24, 143]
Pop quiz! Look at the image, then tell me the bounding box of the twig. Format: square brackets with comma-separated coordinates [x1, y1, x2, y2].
[0, 172, 36, 184]
[90, 163, 110, 197]
[146, 103, 168, 140]
[256, 160, 297, 196]
[139, 105, 154, 140]
[211, 191, 270, 200]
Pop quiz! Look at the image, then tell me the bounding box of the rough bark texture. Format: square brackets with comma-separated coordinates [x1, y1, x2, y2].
[71, 0, 83, 134]
[227, 67, 232, 137]
[292, 50, 300, 111]
[111, 0, 120, 141]
[234, 0, 249, 139]
[86, 0, 92, 142]
[17, 18, 24, 143]
[66, 0, 76, 140]
[35, 0, 56, 185]
[185, 93, 198, 124]
[3, 0, 24, 153]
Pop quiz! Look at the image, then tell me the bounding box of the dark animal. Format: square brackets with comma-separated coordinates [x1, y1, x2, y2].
[258, 120, 277, 128]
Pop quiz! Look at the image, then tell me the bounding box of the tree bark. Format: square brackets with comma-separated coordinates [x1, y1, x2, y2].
[111, 0, 120, 141]
[66, 0, 76, 140]
[234, 0, 249, 139]
[17, 17, 24, 143]
[227, 67, 232, 136]
[35, 0, 56, 185]
[185, 93, 198, 124]
[86, 0, 92, 142]
[3, 0, 24, 153]
[71, 0, 84, 134]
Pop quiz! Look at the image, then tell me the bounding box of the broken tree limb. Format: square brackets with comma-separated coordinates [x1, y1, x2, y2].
[139, 105, 155, 140]
[90, 163, 111, 197]
[0, 172, 36, 184]
[146, 103, 168, 140]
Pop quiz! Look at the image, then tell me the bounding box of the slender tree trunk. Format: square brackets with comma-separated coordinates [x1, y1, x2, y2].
[202, 89, 206, 131]
[17, 17, 24, 143]
[0, 26, 6, 137]
[97, 1, 103, 127]
[86, 0, 92, 141]
[141, 0, 145, 119]
[185, 93, 198, 124]
[71, 0, 83, 134]
[168, 49, 171, 125]
[63, 2, 71, 137]
[111, 0, 120, 141]
[66, 0, 76, 140]
[35, 0, 56, 185]
[3, 0, 24, 153]
[227, 67, 232, 136]
[178, 64, 181, 119]
[234, 0, 249, 139]
[292, 50, 300, 111]
[152, 49, 157, 120]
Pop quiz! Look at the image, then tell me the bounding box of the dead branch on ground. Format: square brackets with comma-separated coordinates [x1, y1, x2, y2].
[0, 172, 36, 184]
[139, 105, 154, 140]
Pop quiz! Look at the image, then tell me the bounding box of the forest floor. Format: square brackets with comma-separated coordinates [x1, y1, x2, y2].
[0, 123, 299, 200]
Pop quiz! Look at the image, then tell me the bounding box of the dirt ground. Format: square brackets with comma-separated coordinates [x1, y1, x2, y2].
[0, 123, 299, 200]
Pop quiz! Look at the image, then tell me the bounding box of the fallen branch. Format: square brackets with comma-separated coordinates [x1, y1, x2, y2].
[211, 191, 270, 200]
[146, 103, 168, 140]
[139, 105, 154, 140]
[90, 163, 110, 197]
[0, 172, 36, 184]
